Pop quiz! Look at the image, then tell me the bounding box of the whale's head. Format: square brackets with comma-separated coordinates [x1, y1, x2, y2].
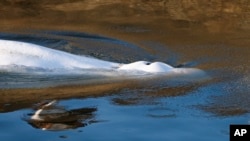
[118, 61, 210, 81]
[118, 61, 174, 73]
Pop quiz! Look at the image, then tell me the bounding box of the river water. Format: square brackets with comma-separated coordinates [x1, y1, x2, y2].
[0, 1, 250, 141]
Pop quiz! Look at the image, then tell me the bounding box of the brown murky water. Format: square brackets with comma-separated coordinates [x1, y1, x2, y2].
[0, 1, 250, 141]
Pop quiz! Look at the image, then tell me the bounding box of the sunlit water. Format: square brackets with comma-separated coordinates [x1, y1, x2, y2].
[1, 1, 250, 141]
[0, 30, 248, 141]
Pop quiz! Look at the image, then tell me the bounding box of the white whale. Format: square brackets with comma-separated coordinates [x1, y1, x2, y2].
[118, 61, 173, 73]
[0, 39, 118, 70]
[0, 39, 206, 77]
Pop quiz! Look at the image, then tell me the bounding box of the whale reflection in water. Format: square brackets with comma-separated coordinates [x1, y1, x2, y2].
[25, 100, 97, 131]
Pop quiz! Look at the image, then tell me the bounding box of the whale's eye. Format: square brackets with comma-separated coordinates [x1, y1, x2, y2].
[145, 62, 151, 65]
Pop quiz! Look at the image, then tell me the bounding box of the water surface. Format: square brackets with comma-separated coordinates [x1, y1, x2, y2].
[0, 1, 250, 141]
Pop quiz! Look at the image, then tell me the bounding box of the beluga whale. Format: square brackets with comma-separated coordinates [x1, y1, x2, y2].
[0, 39, 208, 79]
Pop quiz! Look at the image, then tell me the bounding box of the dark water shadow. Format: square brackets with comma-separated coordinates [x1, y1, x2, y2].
[23, 100, 97, 131]
[0, 31, 154, 63]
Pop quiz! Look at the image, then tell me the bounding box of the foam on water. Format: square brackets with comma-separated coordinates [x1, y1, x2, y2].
[0, 39, 207, 77]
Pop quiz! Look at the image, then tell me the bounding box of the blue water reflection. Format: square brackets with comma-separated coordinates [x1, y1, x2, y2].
[0, 24, 249, 141]
[0, 97, 249, 141]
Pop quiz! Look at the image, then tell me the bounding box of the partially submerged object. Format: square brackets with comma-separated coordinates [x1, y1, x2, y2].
[25, 100, 97, 131]
[0, 39, 207, 77]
